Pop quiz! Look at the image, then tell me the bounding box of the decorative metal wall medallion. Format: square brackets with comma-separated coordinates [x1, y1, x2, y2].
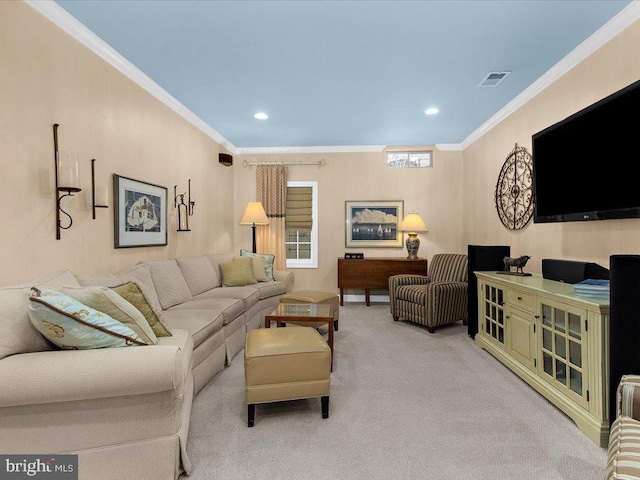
[494, 143, 534, 230]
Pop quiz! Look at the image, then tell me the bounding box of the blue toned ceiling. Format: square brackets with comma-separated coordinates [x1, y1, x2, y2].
[54, 0, 633, 149]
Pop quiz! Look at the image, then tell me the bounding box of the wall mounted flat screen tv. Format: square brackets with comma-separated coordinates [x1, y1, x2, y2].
[532, 78, 640, 223]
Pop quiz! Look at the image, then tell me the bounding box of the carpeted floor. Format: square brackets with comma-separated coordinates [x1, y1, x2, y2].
[181, 304, 607, 480]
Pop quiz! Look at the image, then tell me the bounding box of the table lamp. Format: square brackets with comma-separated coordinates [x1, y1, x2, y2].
[399, 212, 427, 259]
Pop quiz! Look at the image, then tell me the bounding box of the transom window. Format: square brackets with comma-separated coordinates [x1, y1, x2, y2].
[387, 151, 432, 168]
[285, 181, 318, 268]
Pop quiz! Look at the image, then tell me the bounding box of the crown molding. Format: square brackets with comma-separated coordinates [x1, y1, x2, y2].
[235, 145, 386, 155]
[435, 144, 463, 151]
[460, 0, 640, 150]
[26, 0, 236, 153]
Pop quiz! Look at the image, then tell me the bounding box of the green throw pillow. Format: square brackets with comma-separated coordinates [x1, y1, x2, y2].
[28, 288, 147, 350]
[240, 249, 275, 281]
[111, 282, 172, 337]
[219, 257, 257, 287]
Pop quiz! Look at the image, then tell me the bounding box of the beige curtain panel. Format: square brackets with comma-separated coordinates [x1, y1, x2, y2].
[256, 165, 288, 269]
[285, 186, 312, 232]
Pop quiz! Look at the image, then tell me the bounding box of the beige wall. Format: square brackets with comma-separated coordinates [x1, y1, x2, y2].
[0, 2, 233, 286]
[4, 0, 639, 291]
[234, 149, 464, 292]
[462, 18, 640, 275]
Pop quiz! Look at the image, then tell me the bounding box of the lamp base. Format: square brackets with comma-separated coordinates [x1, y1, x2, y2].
[405, 234, 420, 260]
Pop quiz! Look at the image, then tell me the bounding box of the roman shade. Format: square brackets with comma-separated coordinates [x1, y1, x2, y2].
[285, 186, 312, 232]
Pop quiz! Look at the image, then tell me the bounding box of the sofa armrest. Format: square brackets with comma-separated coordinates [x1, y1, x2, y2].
[273, 270, 295, 293]
[0, 344, 187, 408]
[426, 281, 468, 322]
[617, 374, 640, 420]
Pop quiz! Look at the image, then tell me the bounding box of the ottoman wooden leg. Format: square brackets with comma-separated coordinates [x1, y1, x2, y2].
[321, 396, 329, 419]
[248, 404, 255, 427]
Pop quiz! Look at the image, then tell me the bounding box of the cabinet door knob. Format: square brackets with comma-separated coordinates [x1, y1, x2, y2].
[517, 296, 522, 300]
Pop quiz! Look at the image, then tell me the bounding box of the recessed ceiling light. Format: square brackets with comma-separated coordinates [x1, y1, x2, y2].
[424, 108, 439, 115]
[254, 112, 268, 120]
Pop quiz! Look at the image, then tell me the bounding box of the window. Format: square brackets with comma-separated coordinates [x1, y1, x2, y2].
[285, 181, 318, 268]
[387, 151, 432, 168]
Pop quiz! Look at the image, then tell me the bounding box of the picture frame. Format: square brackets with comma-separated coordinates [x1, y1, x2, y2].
[113, 174, 168, 248]
[345, 200, 404, 248]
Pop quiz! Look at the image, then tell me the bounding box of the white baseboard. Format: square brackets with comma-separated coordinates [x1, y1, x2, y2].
[342, 294, 390, 304]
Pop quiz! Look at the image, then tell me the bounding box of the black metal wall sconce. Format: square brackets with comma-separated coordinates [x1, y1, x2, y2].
[174, 179, 195, 232]
[53, 123, 82, 240]
[91, 159, 109, 219]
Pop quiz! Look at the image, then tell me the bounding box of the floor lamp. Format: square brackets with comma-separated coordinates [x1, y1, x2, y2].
[238, 202, 269, 253]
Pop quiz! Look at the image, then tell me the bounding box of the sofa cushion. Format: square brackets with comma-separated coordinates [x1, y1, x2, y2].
[207, 254, 235, 288]
[160, 309, 224, 348]
[29, 288, 147, 349]
[193, 286, 261, 310]
[111, 281, 172, 337]
[75, 263, 163, 319]
[60, 285, 158, 345]
[176, 256, 219, 296]
[240, 249, 275, 281]
[168, 297, 245, 326]
[0, 269, 80, 360]
[145, 259, 193, 310]
[219, 257, 257, 287]
[606, 416, 640, 479]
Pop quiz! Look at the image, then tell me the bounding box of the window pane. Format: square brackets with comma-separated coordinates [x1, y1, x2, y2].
[285, 245, 297, 258]
[298, 231, 311, 242]
[286, 230, 298, 241]
[299, 245, 311, 259]
[387, 151, 432, 168]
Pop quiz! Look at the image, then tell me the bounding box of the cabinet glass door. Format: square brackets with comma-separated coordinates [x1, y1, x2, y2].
[483, 283, 505, 346]
[539, 301, 588, 408]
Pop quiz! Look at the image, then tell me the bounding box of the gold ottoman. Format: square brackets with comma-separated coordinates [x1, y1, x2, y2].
[244, 327, 331, 427]
[280, 290, 340, 330]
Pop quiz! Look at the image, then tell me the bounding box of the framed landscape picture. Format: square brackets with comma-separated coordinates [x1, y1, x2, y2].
[345, 200, 404, 248]
[113, 174, 168, 248]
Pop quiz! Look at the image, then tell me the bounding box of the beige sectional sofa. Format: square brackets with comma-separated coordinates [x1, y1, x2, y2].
[0, 254, 293, 480]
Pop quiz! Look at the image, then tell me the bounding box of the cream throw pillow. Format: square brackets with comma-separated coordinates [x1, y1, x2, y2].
[219, 257, 257, 287]
[234, 254, 268, 282]
[60, 285, 158, 345]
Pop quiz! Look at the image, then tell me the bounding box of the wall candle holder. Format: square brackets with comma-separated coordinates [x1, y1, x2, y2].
[91, 159, 109, 219]
[53, 123, 81, 240]
[174, 179, 195, 232]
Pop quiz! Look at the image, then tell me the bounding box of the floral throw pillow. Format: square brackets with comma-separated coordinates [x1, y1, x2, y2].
[28, 288, 147, 350]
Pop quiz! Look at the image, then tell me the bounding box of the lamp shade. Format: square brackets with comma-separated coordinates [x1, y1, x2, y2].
[399, 213, 427, 234]
[238, 202, 269, 225]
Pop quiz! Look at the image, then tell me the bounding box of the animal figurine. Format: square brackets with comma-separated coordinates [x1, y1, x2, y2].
[503, 255, 531, 275]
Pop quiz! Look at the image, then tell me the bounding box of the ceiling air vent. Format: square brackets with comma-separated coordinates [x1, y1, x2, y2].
[478, 71, 511, 87]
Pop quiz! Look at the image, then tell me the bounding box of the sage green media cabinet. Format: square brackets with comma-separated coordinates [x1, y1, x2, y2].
[474, 271, 610, 447]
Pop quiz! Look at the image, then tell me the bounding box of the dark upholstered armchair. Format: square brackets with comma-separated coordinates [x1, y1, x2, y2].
[389, 253, 468, 333]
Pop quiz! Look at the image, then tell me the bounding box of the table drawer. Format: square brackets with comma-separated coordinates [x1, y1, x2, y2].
[507, 290, 536, 313]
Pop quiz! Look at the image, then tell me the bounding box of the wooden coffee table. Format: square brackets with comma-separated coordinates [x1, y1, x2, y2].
[265, 303, 334, 369]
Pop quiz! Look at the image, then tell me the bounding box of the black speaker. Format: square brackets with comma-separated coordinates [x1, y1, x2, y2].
[467, 245, 511, 338]
[542, 259, 609, 284]
[609, 254, 640, 424]
[219, 153, 233, 166]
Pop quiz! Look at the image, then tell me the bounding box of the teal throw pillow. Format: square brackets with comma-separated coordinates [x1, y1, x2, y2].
[240, 249, 275, 281]
[28, 288, 147, 350]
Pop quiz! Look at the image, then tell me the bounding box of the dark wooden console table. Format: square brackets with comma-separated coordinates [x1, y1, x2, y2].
[337, 257, 427, 306]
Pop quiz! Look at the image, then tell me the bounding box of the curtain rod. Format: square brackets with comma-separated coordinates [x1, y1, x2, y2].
[242, 159, 326, 168]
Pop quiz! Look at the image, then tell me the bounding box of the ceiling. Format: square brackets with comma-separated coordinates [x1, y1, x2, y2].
[52, 0, 634, 151]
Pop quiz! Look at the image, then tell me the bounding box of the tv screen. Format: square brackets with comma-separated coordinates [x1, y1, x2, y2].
[532, 78, 640, 223]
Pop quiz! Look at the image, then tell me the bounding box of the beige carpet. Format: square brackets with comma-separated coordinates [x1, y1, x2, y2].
[181, 304, 607, 480]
